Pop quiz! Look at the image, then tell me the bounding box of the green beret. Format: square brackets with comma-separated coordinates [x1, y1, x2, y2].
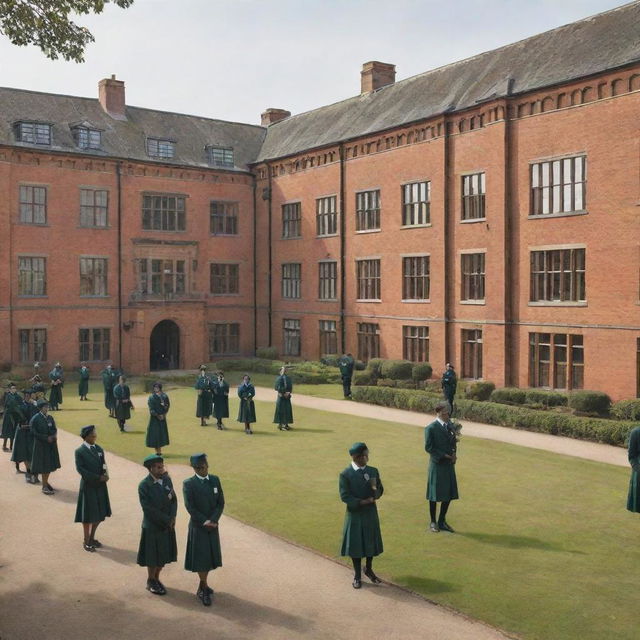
[190, 453, 207, 467]
[36, 398, 50, 408]
[80, 425, 96, 439]
[143, 454, 163, 468]
[349, 442, 368, 456]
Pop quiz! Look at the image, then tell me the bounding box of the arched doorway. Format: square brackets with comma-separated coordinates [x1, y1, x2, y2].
[150, 320, 180, 370]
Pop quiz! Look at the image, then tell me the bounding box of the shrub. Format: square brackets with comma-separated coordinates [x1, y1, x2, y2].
[464, 381, 496, 401]
[611, 399, 640, 422]
[354, 360, 367, 371]
[490, 387, 527, 405]
[365, 358, 385, 378]
[376, 378, 397, 388]
[411, 362, 433, 383]
[320, 355, 340, 367]
[524, 389, 568, 407]
[380, 359, 413, 380]
[354, 370, 376, 386]
[396, 380, 418, 390]
[256, 346, 278, 360]
[568, 390, 611, 416]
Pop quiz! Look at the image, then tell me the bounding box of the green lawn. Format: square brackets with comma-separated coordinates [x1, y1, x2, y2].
[55, 382, 637, 640]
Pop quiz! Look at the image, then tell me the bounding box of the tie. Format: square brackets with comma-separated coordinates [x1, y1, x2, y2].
[90, 445, 98, 456]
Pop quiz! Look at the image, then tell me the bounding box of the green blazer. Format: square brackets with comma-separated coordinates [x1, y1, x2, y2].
[138, 474, 178, 531]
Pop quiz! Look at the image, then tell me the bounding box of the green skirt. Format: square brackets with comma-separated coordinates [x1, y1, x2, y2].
[136, 527, 177, 567]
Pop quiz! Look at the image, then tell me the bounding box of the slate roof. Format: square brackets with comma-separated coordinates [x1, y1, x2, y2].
[256, 1, 640, 162]
[0, 88, 266, 171]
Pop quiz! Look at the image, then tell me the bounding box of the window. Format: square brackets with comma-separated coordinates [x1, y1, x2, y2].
[357, 322, 380, 361]
[402, 256, 430, 300]
[142, 195, 186, 231]
[402, 181, 430, 226]
[138, 259, 186, 295]
[461, 329, 483, 379]
[531, 156, 586, 215]
[19, 328, 47, 363]
[462, 173, 485, 220]
[461, 253, 486, 301]
[283, 319, 301, 356]
[208, 323, 240, 357]
[319, 320, 338, 355]
[403, 326, 429, 362]
[318, 261, 337, 300]
[147, 138, 175, 159]
[282, 263, 301, 299]
[530, 248, 585, 302]
[18, 257, 46, 296]
[79, 328, 111, 361]
[15, 122, 51, 145]
[80, 258, 108, 296]
[80, 189, 108, 227]
[210, 263, 239, 295]
[19, 185, 47, 224]
[316, 196, 338, 236]
[210, 201, 238, 235]
[208, 146, 234, 168]
[356, 259, 381, 300]
[529, 333, 584, 389]
[72, 127, 101, 150]
[282, 202, 301, 238]
[356, 190, 380, 231]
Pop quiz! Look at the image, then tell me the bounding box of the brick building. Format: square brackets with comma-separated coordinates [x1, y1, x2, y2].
[1, 3, 639, 399]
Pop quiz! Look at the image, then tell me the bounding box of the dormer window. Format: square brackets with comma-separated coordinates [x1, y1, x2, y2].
[72, 126, 102, 150]
[207, 146, 234, 168]
[15, 121, 51, 146]
[147, 138, 175, 159]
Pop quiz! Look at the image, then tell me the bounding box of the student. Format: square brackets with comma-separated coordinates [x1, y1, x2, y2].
[48, 362, 64, 411]
[101, 364, 117, 418]
[195, 365, 213, 427]
[212, 371, 229, 430]
[11, 388, 37, 480]
[2, 383, 24, 452]
[237, 375, 256, 435]
[146, 382, 170, 455]
[29, 399, 61, 495]
[338, 353, 355, 398]
[113, 375, 133, 432]
[273, 366, 294, 431]
[440, 363, 458, 416]
[78, 363, 90, 400]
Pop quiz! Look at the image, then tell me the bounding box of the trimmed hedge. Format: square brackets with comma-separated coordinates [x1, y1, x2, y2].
[524, 389, 568, 407]
[365, 358, 385, 378]
[490, 387, 527, 405]
[611, 399, 640, 422]
[380, 359, 413, 380]
[256, 346, 278, 360]
[568, 390, 611, 416]
[354, 370, 377, 386]
[464, 381, 495, 401]
[412, 362, 433, 383]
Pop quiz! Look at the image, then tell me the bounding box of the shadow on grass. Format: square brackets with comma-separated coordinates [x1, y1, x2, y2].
[394, 575, 459, 595]
[460, 531, 586, 554]
[123, 430, 145, 435]
[282, 427, 334, 434]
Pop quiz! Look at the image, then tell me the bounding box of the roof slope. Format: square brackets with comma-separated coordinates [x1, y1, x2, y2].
[257, 1, 640, 162]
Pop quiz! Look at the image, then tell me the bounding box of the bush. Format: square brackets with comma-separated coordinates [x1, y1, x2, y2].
[380, 359, 413, 380]
[354, 370, 376, 386]
[411, 362, 433, 383]
[464, 381, 496, 401]
[365, 358, 385, 378]
[524, 389, 568, 407]
[376, 378, 397, 388]
[568, 390, 611, 416]
[320, 355, 340, 367]
[354, 360, 366, 371]
[611, 399, 640, 422]
[490, 387, 527, 405]
[256, 346, 278, 360]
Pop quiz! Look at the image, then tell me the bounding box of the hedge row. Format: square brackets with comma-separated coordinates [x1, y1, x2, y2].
[210, 358, 342, 384]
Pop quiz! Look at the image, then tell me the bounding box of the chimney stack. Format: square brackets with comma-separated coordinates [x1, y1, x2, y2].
[261, 108, 291, 126]
[99, 74, 126, 120]
[360, 61, 396, 95]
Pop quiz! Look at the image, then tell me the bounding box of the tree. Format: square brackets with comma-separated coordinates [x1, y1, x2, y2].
[0, 0, 134, 63]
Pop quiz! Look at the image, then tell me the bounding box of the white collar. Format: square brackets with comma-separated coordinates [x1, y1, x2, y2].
[436, 417, 446, 426]
[153, 477, 163, 485]
[195, 473, 208, 481]
[83, 441, 95, 450]
[351, 461, 366, 471]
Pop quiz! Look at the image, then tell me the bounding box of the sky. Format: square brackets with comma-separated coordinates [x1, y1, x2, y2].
[0, 0, 630, 125]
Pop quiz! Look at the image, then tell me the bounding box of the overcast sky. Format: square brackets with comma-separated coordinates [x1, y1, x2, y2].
[0, 0, 628, 125]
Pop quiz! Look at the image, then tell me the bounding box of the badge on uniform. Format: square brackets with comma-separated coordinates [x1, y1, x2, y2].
[213, 487, 218, 494]
[166, 485, 173, 499]
[364, 473, 370, 481]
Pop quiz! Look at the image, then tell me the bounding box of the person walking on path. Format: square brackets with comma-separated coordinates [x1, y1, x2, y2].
[78, 363, 90, 401]
[339, 353, 355, 398]
[2, 383, 24, 452]
[237, 375, 256, 435]
[137, 454, 177, 596]
[11, 388, 37, 481]
[212, 371, 229, 430]
[48, 363, 64, 411]
[440, 363, 457, 416]
[74, 425, 111, 552]
[425, 401, 459, 533]
[273, 366, 294, 431]
[29, 399, 61, 495]
[30, 362, 46, 401]
[101, 364, 118, 418]
[626, 425, 640, 513]
[183, 453, 225, 606]
[146, 382, 170, 455]
[113, 375, 133, 432]
[195, 365, 213, 427]
[339, 442, 384, 589]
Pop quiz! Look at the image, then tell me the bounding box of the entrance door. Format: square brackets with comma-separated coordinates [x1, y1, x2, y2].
[150, 320, 180, 370]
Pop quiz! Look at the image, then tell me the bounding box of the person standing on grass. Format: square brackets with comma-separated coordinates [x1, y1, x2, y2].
[113, 375, 133, 432]
[195, 365, 213, 427]
[339, 442, 384, 589]
[146, 382, 170, 455]
[78, 362, 90, 401]
[212, 371, 229, 430]
[29, 399, 61, 495]
[273, 366, 294, 431]
[137, 454, 177, 596]
[183, 453, 224, 606]
[339, 353, 355, 398]
[12, 388, 37, 481]
[101, 363, 117, 418]
[237, 375, 256, 435]
[424, 401, 459, 533]
[74, 425, 111, 552]
[626, 425, 640, 513]
[2, 383, 24, 452]
[48, 362, 64, 411]
[440, 363, 457, 416]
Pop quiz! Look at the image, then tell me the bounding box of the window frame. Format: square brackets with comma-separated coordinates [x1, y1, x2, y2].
[319, 319, 338, 355]
[146, 137, 176, 159]
[356, 259, 381, 301]
[15, 121, 51, 146]
[72, 126, 102, 150]
[357, 322, 380, 361]
[19, 185, 47, 225]
[19, 328, 47, 363]
[402, 255, 430, 301]
[318, 261, 337, 301]
[529, 247, 586, 303]
[80, 188, 109, 227]
[316, 195, 338, 237]
[209, 263, 240, 295]
[138, 258, 186, 296]
[283, 318, 301, 356]
[461, 328, 483, 379]
[209, 201, 239, 236]
[79, 257, 108, 297]
[18, 256, 47, 296]
[208, 323, 240, 357]
[207, 146, 234, 168]
[141, 194, 186, 232]
[529, 332, 584, 390]
[402, 325, 430, 362]
[282, 263, 302, 299]
[530, 155, 587, 217]
[461, 172, 486, 221]
[79, 327, 111, 362]
[282, 202, 302, 239]
[355, 189, 381, 232]
[401, 181, 431, 227]
[461, 252, 486, 302]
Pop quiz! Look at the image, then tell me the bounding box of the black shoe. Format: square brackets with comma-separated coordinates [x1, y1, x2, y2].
[277, 425, 285, 431]
[25, 473, 32, 483]
[217, 423, 224, 430]
[283, 425, 291, 431]
[245, 428, 253, 435]
[90, 539, 103, 548]
[32, 475, 41, 484]
[83, 542, 96, 552]
[197, 588, 212, 606]
[42, 486, 54, 495]
[429, 521, 439, 533]
[363, 567, 382, 584]
[438, 521, 455, 533]
[155, 580, 167, 595]
[352, 578, 362, 589]
[147, 579, 164, 595]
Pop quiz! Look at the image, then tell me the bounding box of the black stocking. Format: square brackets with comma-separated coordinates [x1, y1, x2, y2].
[352, 557, 362, 579]
[438, 501, 450, 524]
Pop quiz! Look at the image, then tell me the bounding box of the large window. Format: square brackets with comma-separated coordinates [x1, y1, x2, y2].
[79, 328, 111, 361]
[403, 326, 429, 362]
[462, 173, 485, 220]
[402, 181, 430, 226]
[72, 126, 101, 150]
[283, 319, 301, 356]
[461, 329, 483, 379]
[142, 194, 186, 231]
[530, 248, 585, 302]
[15, 122, 51, 145]
[210, 201, 238, 235]
[80, 189, 108, 227]
[282, 263, 301, 299]
[356, 190, 380, 231]
[208, 323, 240, 357]
[356, 259, 381, 300]
[147, 138, 175, 159]
[18, 257, 46, 296]
[529, 333, 584, 389]
[316, 196, 338, 236]
[80, 257, 108, 296]
[210, 263, 239, 295]
[282, 202, 301, 238]
[19, 185, 47, 224]
[461, 253, 485, 301]
[531, 156, 586, 216]
[208, 146, 234, 168]
[319, 320, 338, 355]
[318, 261, 337, 300]
[19, 328, 47, 363]
[357, 322, 380, 361]
[402, 256, 430, 300]
[138, 259, 185, 295]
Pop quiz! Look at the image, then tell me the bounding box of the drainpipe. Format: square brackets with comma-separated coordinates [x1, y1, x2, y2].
[252, 174, 257, 354]
[267, 166, 273, 346]
[503, 91, 515, 386]
[339, 143, 346, 353]
[116, 162, 123, 371]
[443, 115, 453, 365]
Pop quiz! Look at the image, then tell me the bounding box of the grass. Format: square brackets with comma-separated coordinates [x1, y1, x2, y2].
[54, 381, 637, 640]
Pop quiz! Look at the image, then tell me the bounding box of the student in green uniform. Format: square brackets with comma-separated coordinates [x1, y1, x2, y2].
[78, 363, 90, 400]
[424, 401, 459, 533]
[29, 399, 61, 495]
[101, 364, 117, 418]
[113, 375, 133, 432]
[339, 442, 384, 589]
[183, 453, 225, 606]
[137, 454, 177, 595]
[2, 383, 24, 452]
[339, 353, 355, 398]
[627, 426, 640, 513]
[30, 362, 46, 401]
[11, 388, 37, 480]
[75, 425, 111, 552]
[146, 382, 170, 455]
[195, 365, 213, 427]
[237, 375, 256, 435]
[212, 371, 229, 430]
[273, 366, 294, 431]
[440, 363, 457, 416]
[48, 363, 64, 410]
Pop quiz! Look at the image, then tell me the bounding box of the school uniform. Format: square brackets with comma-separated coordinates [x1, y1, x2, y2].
[273, 374, 294, 425]
[237, 382, 256, 423]
[146, 392, 170, 449]
[627, 426, 640, 512]
[113, 383, 132, 421]
[2, 391, 24, 441]
[29, 411, 61, 474]
[74, 442, 112, 523]
[48, 368, 64, 410]
[195, 374, 213, 419]
[212, 379, 230, 421]
[11, 398, 37, 464]
[78, 367, 90, 398]
[424, 419, 459, 502]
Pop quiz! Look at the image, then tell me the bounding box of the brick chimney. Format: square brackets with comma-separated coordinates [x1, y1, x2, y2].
[99, 75, 126, 120]
[361, 61, 396, 95]
[261, 108, 291, 126]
